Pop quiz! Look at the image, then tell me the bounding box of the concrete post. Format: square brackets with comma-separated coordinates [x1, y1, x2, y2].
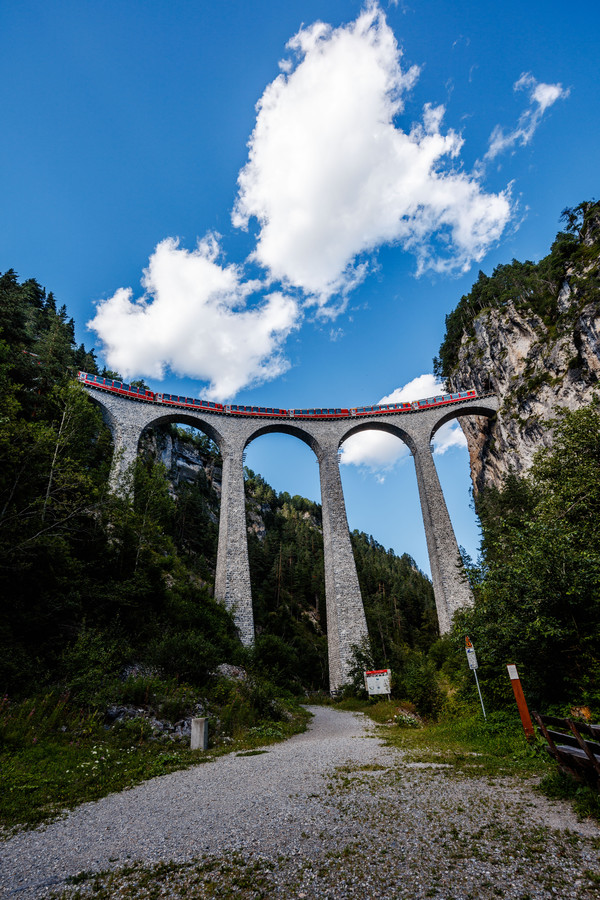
[191, 717, 209, 750]
[318, 442, 370, 693]
[214, 442, 255, 645]
[411, 435, 473, 633]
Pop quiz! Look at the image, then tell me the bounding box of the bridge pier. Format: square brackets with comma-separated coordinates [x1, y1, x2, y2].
[411, 434, 473, 633]
[318, 442, 369, 692]
[106, 421, 144, 495]
[214, 441, 255, 645]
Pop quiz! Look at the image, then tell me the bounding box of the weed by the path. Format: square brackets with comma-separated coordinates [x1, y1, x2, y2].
[0, 695, 310, 836]
[342, 698, 549, 779]
[539, 770, 600, 821]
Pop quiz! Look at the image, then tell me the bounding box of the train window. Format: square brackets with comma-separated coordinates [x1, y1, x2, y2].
[301, 410, 308, 415]
[266, 408, 272, 413]
[259, 408, 266, 413]
[208, 402, 214, 408]
[334, 409, 341, 414]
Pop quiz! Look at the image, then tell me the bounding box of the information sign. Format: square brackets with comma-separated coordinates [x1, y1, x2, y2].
[465, 636, 486, 720]
[364, 669, 391, 696]
[465, 636, 478, 670]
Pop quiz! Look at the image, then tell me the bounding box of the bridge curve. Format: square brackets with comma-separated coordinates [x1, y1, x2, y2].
[80, 382, 497, 691]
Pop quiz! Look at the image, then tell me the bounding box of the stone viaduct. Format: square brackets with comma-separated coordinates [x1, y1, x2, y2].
[82, 385, 498, 692]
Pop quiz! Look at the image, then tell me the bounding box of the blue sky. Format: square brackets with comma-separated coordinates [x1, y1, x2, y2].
[1, 0, 598, 575]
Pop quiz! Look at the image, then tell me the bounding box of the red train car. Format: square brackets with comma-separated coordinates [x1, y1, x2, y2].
[78, 372, 477, 419]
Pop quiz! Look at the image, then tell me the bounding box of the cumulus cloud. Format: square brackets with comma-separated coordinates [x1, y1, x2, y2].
[89, 3, 519, 396]
[486, 72, 569, 160]
[233, 3, 512, 303]
[88, 236, 299, 401]
[340, 373, 467, 476]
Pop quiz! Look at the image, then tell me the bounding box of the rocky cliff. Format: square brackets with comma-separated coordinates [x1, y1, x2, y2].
[435, 201, 600, 494]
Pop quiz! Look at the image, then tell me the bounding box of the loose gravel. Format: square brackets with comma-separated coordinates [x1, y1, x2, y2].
[1, 706, 600, 899]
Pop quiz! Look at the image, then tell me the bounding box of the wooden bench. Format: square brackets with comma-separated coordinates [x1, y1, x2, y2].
[533, 712, 600, 785]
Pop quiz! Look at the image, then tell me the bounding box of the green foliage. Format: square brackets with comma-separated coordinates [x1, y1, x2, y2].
[453, 402, 600, 712]
[434, 201, 600, 378]
[0, 685, 309, 832]
[538, 770, 600, 821]
[0, 270, 239, 700]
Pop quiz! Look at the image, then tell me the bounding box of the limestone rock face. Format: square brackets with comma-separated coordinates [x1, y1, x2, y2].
[444, 210, 600, 494]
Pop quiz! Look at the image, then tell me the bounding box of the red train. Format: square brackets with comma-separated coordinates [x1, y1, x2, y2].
[77, 371, 476, 418]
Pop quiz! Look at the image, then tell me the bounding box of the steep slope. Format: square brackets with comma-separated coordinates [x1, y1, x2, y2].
[434, 201, 600, 493]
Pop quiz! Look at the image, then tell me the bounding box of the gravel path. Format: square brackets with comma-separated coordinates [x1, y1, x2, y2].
[1, 706, 600, 899]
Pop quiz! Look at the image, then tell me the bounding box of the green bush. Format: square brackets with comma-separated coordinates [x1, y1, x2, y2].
[117, 674, 198, 722]
[147, 630, 221, 685]
[61, 628, 123, 707]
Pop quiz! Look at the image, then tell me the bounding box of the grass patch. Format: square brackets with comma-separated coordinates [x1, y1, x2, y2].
[538, 770, 600, 821]
[337, 698, 551, 778]
[53, 854, 282, 899]
[0, 695, 310, 836]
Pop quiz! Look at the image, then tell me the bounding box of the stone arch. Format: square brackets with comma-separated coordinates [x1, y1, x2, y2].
[428, 399, 498, 444]
[336, 418, 417, 455]
[239, 420, 368, 692]
[138, 411, 226, 455]
[242, 420, 323, 459]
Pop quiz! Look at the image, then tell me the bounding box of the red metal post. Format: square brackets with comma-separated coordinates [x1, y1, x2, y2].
[507, 664, 535, 740]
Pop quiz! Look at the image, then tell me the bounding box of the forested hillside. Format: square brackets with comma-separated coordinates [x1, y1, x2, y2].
[0, 269, 438, 703]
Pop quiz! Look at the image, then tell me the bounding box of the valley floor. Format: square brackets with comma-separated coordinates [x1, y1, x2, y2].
[1, 706, 599, 899]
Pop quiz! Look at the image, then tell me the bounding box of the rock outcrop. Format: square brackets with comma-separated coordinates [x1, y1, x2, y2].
[438, 201, 600, 494]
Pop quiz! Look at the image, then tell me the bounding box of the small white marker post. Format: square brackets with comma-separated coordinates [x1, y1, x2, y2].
[465, 636, 486, 720]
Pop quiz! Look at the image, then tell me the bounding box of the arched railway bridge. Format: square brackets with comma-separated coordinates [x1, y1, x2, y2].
[80, 381, 498, 691]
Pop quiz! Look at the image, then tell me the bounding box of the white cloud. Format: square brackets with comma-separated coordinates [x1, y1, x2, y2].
[88, 236, 299, 401]
[340, 373, 467, 475]
[233, 3, 512, 305]
[486, 72, 569, 161]
[89, 4, 518, 397]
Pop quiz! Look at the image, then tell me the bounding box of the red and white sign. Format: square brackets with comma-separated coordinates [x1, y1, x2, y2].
[465, 636, 479, 670]
[364, 669, 391, 696]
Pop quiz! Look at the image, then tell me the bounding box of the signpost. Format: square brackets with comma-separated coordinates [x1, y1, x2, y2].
[465, 636, 486, 720]
[506, 664, 534, 739]
[364, 668, 391, 699]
